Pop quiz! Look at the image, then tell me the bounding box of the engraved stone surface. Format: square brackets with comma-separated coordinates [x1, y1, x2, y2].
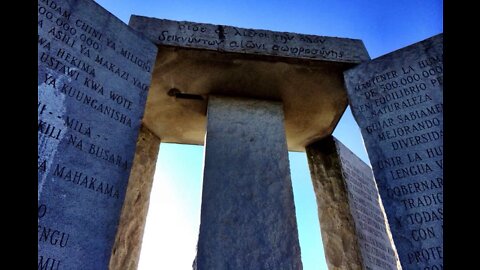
[336, 138, 401, 270]
[38, 0, 157, 269]
[109, 125, 161, 270]
[194, 96, 302, 269]
[129, 16, 370, 152]
[306, 136, 401, 270]
[344, 34, 443, 270]
[306, 138, 364, 270]
[129, 16, 369, 63]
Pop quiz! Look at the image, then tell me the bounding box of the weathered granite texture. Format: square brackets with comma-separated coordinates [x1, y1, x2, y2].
[194, 96, 302, 270]
[344, 34, 443, 270]
[334, 137, 400, 270]
[38, 0, 157, 269]
[306, 137, 365, 270]
[109, 125, 161, 270]
[129, 16, 369, 63]
[307, 136, 401, 270]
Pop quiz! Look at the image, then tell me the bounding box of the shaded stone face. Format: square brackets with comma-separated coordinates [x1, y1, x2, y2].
[129, 16, 370, 151]
[109, 125, 161, 270]
[306, 136, 401, 270]
[344, 34, 443, 270]
[38, 0, 157, 269]
[335, 139, 401, 270]
[195, 96, 302, 270]
[305, 138, 365, 270]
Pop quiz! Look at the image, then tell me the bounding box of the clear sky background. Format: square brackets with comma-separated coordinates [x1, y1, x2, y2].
[94, 1, 443, 269]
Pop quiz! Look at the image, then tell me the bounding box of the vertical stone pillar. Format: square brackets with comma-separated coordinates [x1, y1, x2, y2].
[343, 34, 443, 270]
[37, 1, 157, 269]
[194, 96, 302, 270]
[109, 125, 161, 270]
[306, 136, 400, 270]
[306, 137, 364, 270]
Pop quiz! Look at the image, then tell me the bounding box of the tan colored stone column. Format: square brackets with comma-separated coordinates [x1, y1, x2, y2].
[109, 125, 161, 270]
[306, 136, 364, 270]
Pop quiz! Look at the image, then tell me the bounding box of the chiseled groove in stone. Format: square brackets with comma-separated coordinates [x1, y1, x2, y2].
[194, 96, 302, 270]
[109, 125, 161, 270]
[306, 136, 364, 270]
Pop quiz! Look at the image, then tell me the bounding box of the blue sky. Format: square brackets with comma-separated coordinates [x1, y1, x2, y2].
[93, 1, 443, 269]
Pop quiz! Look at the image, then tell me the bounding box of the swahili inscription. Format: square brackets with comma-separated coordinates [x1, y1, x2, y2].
[38, 0, 157, 269]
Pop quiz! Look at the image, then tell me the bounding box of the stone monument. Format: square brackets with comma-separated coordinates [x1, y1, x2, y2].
[38, 0, 157, 269]
[39, 1, 442, 269]
[344, 34, 443, 270]
[127, 16, 370, 269]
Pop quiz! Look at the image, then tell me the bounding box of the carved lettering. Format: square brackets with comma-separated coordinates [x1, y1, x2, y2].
[38, 158, 47, 173]
[337, 141, 401, 269]
[38, 119, 62, 140]
[38, 35, 52, 50]
[94, 54, 130, 81]
[344, 34, 443, 269]
[120, 47, 151, 72]
[38, 255, 61, 270]
[65, 116, 91, 137]
[83, 77, 104, 96]
[37, 0, 156, 268]
[38, 204, 47, 219]
[38, 224, 70, 248]
[53, 163, 120, 199]
[109, 91, 133, 110]
[58, 83, 132, 128]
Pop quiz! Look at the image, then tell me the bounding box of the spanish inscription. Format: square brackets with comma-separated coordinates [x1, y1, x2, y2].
[38, 0, 157, 269]
[128, 16, 370, 63]
[344, 34, 443, 270]
[336, 139, 401, 270]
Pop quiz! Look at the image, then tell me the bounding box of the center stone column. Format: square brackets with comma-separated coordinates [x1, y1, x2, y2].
[194, 96, 302, 270]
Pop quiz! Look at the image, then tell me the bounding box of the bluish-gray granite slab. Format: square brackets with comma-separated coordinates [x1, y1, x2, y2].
[38, 0, 157, 269]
